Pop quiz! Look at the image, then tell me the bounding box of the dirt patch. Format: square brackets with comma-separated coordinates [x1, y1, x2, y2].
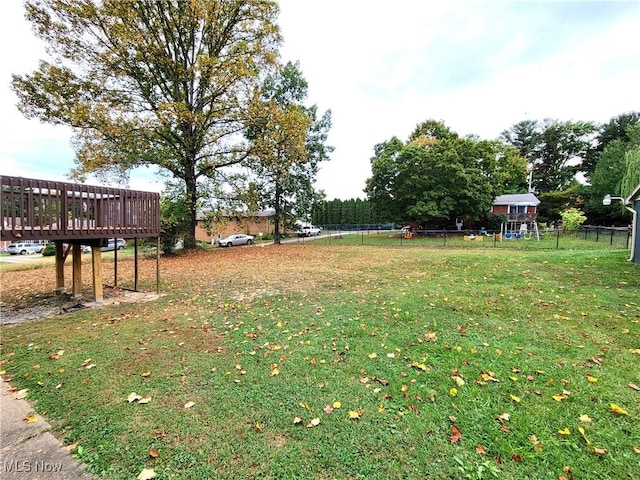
[0, 288, 162, 326]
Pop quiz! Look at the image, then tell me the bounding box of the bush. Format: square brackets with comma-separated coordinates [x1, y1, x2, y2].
[42, 243, 55, 256]
[560, 207, 587, 232]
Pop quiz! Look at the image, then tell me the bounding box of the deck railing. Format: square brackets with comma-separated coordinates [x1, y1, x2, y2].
[1, 175, 160, 242]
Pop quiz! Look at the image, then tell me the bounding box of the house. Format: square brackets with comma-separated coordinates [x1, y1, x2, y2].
[625, 183, 640, 265]
[491, 193, 541, 240]
[491, 193, 540, 221]
[195, 209, 275, 242]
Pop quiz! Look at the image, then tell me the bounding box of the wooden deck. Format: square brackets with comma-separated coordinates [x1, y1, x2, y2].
[1, 175, 159, 242]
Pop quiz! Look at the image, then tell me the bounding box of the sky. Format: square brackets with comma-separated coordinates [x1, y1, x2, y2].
[1, 0, 639, 200]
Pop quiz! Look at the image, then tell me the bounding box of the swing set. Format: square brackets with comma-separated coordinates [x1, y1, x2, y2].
[500, 221, 539, 241]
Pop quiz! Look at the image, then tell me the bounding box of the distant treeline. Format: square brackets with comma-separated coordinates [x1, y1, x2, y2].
[311, 198, 378, 226]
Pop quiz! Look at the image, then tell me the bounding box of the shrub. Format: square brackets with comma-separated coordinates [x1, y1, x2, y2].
[560, 207, 587, 232]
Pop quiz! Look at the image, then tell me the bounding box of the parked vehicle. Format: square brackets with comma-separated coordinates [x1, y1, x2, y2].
[296, 225, 321, 237]
[217, 234, 254, 247]
[101, 238, 127, 252]
[7, 242, 45, 255]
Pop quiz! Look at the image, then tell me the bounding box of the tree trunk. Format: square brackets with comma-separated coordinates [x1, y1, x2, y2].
[274, 180, 282, 244]
[184, 167, 198, 250]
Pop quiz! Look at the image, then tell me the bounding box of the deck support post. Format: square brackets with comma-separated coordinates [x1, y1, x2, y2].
[55, 241, 65, 295]
[72, 243, 82, 299]
[91, 247, 103, 303]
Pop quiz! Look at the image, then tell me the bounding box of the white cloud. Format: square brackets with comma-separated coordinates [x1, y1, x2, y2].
[1, 0, 639, 201]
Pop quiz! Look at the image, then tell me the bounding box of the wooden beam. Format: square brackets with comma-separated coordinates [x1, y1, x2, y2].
[134, 237, 139, 291]
[72, 243, 82, 299]
[91, 246, 103, 303]
[55, 241, 65, 294]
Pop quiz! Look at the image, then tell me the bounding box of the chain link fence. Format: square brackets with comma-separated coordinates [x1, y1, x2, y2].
[292, 225, 631, 251]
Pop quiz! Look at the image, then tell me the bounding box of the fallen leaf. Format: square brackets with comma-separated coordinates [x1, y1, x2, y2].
[476, 444, 487, 455]
[628, 383, 640, 392]
[149, 450, 159, 458]
[610, 403, 628, 415]
[593, 447, 607, 455]
[633, 447, 640, 454]
[323, 405, 333, 414]
[127, 392, 142, 403]
[254, 423, 264, 433]
[558, 428, 571, 436]
[373, 376, 389, 386]
[449, 388, 458, 397]
[454, 376, 465, 387]
[183, 401, 195, 409]
[137, 468, 156, 480]
[348, 410, 363, 420]
[450, 425, 461, 444]
[293, 417, 303, 425]
[578, 426, 591, 445]
[14, 389, 28, 399]
[24, 413, 38, 423]
[270, 368, 280, 377]
[307, 417, 320, 428]
[496, 412, 510, 423]
[332, 401, 342, 409]
[510, 394, 521, 403]
[512, 454, 522, 463]
[579, 414, 592, 423]
[141, 371, 151, 377]
[412, 361, 428, 371]
[368, 353, 378, 359]
[138, 397, 151, 404]
[585, 374, 598, 383]
[529, 435, 543, 451]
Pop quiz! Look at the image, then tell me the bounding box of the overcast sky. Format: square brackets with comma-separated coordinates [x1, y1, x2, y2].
[1, 0, 639, 199]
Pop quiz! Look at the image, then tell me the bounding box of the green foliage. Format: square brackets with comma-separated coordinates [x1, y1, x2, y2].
[246, 61, 332, 243]
[537, 183, 583, 224]
[620, 125, 640, 198]
[312, 198, 377, 226]
[560, 207, 587, 231]
[42, 242, 56, 256]
[501, 119, 596, 193]
[12, 0, 281, 249]
[365, 121, 527, 225]
[159, 193, 190, 255]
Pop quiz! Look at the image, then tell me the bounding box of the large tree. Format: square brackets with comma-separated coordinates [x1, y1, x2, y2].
[365, 121, 527, 226]
[501, 119, 596, 193]
[246, 61, 332, 243]
[12, 0, 281, 248]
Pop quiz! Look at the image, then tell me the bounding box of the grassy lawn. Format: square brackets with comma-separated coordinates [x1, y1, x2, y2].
[1, 244, 638, 479]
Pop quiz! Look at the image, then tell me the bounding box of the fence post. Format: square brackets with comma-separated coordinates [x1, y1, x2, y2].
[361, 230, 364, 245]
[596, 227, 599, 243]
[610, 227, 614, 246]
[443, 229, 447, 247]
[556, 229, 560, 249]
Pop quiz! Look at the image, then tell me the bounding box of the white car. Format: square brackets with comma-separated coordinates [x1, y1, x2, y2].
[7, 242, 45, 255]
[101, 238, 127, 252]
[217, 234, 254, 247]
[296, 225, 321, 237]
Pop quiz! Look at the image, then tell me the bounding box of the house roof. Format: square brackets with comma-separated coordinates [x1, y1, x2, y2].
[625, 183, 640, 203]
[493, 193, 541, 206]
